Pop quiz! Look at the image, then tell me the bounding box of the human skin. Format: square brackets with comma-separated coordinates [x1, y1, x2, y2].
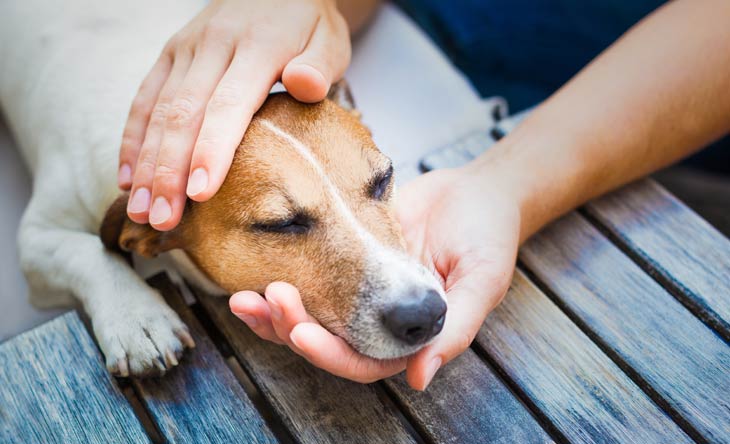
[118, 0, 377, 230]
[230, 0, 730, 390]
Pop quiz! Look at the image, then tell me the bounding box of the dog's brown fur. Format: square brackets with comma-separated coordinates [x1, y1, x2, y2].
[102, 88, 403, 335]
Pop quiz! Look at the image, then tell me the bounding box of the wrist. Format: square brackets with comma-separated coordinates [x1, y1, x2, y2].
[462, 123, 586, 244]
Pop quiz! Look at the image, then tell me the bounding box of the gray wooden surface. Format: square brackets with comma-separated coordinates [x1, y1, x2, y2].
[133, 275, 277, 444]
[0, 312, 149, 444]
[476, 270, 694, 444]
[521, 212, 730, 443]
[585, 179, 730, 341]
[385, 350, 554, 444]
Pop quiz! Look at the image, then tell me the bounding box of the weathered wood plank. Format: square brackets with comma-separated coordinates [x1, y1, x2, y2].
[197, 292, 417, 444]
[385, 349, 554, 444]
[133, 274, 277, 444]
[0, 312, 149, 444]
[476, 270, 694, 444]
[520, 212, 730, 443]
[584, 179, 730, 340]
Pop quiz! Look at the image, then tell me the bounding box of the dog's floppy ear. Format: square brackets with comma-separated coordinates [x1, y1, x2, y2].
[327, 79, 357, 114]
[100, 193, 181, 258]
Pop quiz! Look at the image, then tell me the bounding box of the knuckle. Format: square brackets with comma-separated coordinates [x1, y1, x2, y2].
[454, 332, 474, 355]
[120, 133, 139, 153]
[202, 19, 235, 46]
[193, 135, 218, 154]
[150, 101, 171, 123]
[208, 84, 241, 111]
[163, 35, 181, 54]
[153, 163, 181, 187]
[129, 95, 151, 118]
[166, 95, 199, 128]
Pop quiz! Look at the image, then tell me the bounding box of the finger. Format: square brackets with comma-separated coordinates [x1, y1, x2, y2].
[127, 52, 192, 223]
[264, 282, 316, 348]
[186, 52, 279, 202]
[148, 44, 233, 230]
[405, 271, 509, 391]
[230, 291, 284, 345]
[118, 54, 173, 190]
[290, 323, 406, 384]
[282, 16, 351, 103]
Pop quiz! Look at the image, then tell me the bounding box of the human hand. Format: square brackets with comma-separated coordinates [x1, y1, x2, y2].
[229, 163, 522, 390]
[395, 166, 520, 389]
[119, 0, 351, 230]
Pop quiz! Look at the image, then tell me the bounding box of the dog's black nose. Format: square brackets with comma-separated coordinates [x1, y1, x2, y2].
[383, 289, 447, 345]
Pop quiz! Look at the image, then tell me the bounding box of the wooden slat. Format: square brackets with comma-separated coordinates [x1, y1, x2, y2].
[476, 270, 694, 444]
[0, 312, 149, 444]
[197, 292, 417, 444]
[385, 349, 554, 444]
[584, 179, 730, 340]
[132, 274, 277, 444]
[521, 213, 730, 443]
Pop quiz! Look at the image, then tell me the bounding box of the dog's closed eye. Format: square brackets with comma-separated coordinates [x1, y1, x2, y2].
[253, 213, 313, 234]
[368, 164, 394, 200]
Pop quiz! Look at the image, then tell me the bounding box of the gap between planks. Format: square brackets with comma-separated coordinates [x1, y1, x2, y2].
[186, 300, 297, 444]
[579, 206, 730, 345]
[516, 261, 707, 444]
[467, 340, 569, 444]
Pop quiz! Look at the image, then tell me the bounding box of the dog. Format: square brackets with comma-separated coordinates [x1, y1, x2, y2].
[1, 1, 446, 377]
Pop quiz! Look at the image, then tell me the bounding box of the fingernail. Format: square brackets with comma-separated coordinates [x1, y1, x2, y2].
[187, 168, 208, 197]
[149, 196, 172, 225]
[235, 313, 258, 328]
[268, 297, 283, 321]
[422, 356, 442, 390]
[128, 187, 150, 213]
[118, 164, 132, 186]
[289, 331, 302, 349]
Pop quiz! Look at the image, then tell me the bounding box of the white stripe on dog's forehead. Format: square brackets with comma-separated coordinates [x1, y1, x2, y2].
[259, 118, 370, 242]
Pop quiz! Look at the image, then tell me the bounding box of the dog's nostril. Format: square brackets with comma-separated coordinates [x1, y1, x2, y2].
[383, 289, 447, 346]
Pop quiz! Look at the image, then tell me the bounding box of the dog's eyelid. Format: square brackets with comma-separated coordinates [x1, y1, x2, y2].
[252, 212, 314, 234]
[368, 164, 394, 200]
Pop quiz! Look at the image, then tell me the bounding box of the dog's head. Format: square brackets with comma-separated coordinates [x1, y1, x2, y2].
[102, 84, 446, 359]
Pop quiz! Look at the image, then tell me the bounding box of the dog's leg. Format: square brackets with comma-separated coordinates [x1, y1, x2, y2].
[18, 205, 194, 377]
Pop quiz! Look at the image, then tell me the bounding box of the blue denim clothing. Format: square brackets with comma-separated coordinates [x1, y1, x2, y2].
[395, 0, 729, 174]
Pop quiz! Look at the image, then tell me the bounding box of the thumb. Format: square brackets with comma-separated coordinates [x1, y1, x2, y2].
[282, 17, 351, 103]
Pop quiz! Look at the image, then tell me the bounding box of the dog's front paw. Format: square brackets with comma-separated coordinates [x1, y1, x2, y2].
[93, 295, 195, 377]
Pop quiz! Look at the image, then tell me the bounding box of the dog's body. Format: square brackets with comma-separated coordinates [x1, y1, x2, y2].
[1, 0, 445, 376]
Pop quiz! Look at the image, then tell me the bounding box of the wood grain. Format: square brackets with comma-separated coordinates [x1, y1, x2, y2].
[477, 270, 694, 444]
[132, 274, 277, 444]
[585, 179, 730, 340]
[197, 291, 417, 444]
[385, 349, 554, 444]
[0, 312, 149, 444]
[521, 212, 730, 443]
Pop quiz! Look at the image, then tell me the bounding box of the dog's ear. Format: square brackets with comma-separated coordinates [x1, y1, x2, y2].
[100, 194, 181, 258]
[327, 79, 358, 115]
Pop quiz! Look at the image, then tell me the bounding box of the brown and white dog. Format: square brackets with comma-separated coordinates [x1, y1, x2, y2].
[101, 87, 447, 374]
[1, 0, 446, 377]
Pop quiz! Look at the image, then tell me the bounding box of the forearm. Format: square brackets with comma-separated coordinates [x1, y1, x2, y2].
[469, 0, 730, 243]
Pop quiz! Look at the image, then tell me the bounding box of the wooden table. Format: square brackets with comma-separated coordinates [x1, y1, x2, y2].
[2, 166, 730, 442]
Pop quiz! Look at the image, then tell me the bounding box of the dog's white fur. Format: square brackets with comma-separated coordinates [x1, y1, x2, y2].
[0, 0, 206, 374]
[0, 0, 445, 370]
